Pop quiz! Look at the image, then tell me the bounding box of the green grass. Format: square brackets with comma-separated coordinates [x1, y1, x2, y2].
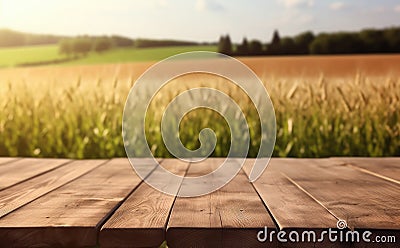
[65, 45, 217, 65]
[0, 45, 60, 67]
[0, 45, 217, 67]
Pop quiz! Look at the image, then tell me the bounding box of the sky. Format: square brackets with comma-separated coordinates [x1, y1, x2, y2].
[0, 0, 399, 42]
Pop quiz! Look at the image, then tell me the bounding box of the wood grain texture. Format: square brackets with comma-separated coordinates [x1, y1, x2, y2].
[0, 157, 20, 166]
[0, 157, 398, 248]
[243, 159, 339, 229]
[331, 157, 400, 184]
[0, 158, 146, 248]
[0, 158, 70, 190]
[0, 159, 106, 218]
[100, 158, 189, 248]
[167, 158, 276, 248]
[275, 158, 400, 230]
[246, 159, 356, 248]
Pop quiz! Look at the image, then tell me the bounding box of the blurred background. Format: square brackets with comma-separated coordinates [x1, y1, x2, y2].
[0, 0, 399, 158]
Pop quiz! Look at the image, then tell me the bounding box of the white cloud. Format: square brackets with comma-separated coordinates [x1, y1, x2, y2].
[278, 0, 314, 8]
[195, 0, 224, 12]
[330, 2, 345, 11]
[395, 4, 400, 13]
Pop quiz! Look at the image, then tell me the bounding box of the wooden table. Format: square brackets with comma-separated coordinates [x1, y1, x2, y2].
[0, 157, 398, 247]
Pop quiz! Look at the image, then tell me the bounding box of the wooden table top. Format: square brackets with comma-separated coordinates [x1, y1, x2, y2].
[0, 157, 398, 247]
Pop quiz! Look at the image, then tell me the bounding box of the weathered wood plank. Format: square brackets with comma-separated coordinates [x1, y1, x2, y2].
[243, 159, 346, 248]
[167, 158, 276, 248]
[0, 157, 397, 247]
[0, 159, 106, 218]
[100, 158, 189, 248]
[0, 158, 150, 248]
[243, 159, 339, 229]
[331, 157, 400, 184]
[0, 157, 20, 165]
[274, 158, 400, 248]
[275, 158, 400, 230]
[0, 158, 70, 190]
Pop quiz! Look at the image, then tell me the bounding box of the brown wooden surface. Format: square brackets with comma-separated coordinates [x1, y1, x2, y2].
[0, 157, 398, 247]
[332, 157, 400, 184]
[0, 160, 105, 218]
[0, 158, 70, 190]
[0, 158, 143, 247]
[167, 158, 277, 248]
[0, 157, 20, 165]
[274, 158, 400, 230]
[99, 159, 190, 248]
[242, 159, 339, 230]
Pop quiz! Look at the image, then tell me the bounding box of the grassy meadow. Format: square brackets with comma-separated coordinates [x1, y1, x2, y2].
[0, 45, 216, 67]
[0, 45, 60, 68]
[0, 55, 399, 158]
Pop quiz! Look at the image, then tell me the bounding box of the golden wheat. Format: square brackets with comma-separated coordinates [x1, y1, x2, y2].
[0, 57, 399, 158]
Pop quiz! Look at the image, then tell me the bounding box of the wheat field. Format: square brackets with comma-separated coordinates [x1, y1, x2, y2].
[0, 55, 399, 158]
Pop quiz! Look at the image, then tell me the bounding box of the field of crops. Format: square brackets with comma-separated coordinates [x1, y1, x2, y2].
[0, 55, 399, 158]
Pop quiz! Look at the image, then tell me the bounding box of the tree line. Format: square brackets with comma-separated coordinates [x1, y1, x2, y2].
[134, 39, 200, 48]
[0, 29, 64, 47]
[0, 29, 206, 50]
[59, 37, 115, 57]
[58, 37, 209, 57]
[218, 27, 400, 56]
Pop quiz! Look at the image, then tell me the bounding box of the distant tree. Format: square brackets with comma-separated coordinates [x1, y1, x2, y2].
[94, 38, 113, 53]
[309, 34, 329, 54]
[135, 38, 198, 48]
[218, 35, 232, 55]
[384, 27, 400, 53]
[359, 29, 387, 53]
[224, 35, 232, 55]
[294, 31, 315, 54]
[280, 37, 297, 55]
[310, 32, 364, 54]
[334, 33, 364, 54]
[59, 39, 73, 57]
[218, 35, 224, 53]
[0, 29, 26, 47]
[236, 37, 249, 56]
[215, 26, 400, 56]
[272, 30, 281, 45]
[267, 29, 282, 55]
[25, 34, 61, 46]
[0, 29, 65, 47]
[111, 35, 134, 47]
[73, 38, 93, 56]
[248, 40, 263, 55]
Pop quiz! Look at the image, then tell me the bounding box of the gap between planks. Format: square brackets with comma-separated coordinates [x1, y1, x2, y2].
[166, 158, 277, 248]
[331, 157, 400, 183]
[99, 158, 190, 248]
[0, 158, 71, 191]
[0, 159, 108, 218]
[0, 158, 150, 247]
